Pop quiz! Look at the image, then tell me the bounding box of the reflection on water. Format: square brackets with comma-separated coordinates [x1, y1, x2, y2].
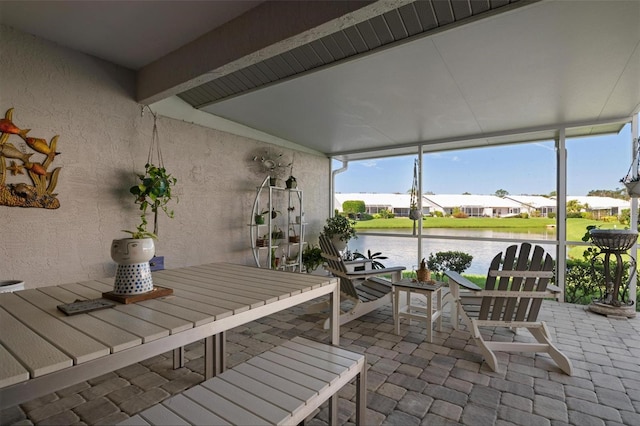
[346, 228, 556, 275]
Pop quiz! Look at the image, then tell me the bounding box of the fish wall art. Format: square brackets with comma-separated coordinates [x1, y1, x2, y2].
[0, 108, 61, 209]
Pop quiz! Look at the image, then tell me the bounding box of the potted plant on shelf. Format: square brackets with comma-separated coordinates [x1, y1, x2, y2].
[322, 215, 357, 251]
[620, 137, 640, 197]
[302, 244, 324, 273]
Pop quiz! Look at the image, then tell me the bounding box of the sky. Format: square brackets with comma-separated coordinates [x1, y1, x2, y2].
[335, 123, 634, 196]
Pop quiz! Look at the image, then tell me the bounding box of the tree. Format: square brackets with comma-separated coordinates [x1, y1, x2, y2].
[495, 189, 509, 197]
[342, 200, 365, 214]
[587, 188, 627, 200]
[566, 199, 585, 213]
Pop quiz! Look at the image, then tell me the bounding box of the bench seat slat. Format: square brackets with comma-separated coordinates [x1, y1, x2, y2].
[233, 362, 317, 401]
[183, 385, 266, 425]
[291, 337, 364, 361]
[164, 393, 230, 425]
[247, 356, 328, 393]
[280, 340, 359, 368]
[258, 351, 339, 382]
[139, 403, 190, 425]
[271, 346, 352, 375]
[201, 377, 291, 424]
[219, 369, 305, 414]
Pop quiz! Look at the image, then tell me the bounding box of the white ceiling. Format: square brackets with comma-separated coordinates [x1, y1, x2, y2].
[1, 1, 639, 161]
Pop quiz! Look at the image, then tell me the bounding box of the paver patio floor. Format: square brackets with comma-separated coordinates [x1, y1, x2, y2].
[2, 299, 639, 425]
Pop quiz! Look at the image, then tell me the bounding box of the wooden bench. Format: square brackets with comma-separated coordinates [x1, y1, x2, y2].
[119, 337, 367, 425]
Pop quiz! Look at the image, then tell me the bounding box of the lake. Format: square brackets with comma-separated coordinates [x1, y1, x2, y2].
[345, 228, 557, 275]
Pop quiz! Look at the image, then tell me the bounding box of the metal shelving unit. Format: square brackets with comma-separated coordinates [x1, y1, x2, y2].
[250, 176, 305, 271]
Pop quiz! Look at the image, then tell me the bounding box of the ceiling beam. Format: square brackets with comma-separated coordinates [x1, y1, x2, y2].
[137, 0, 415, 104]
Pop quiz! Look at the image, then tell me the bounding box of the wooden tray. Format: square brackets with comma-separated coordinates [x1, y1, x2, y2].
[102, 286, 173, 304]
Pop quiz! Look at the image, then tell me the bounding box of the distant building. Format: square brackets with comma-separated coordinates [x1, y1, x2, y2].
[334, 193, 630, 219]
[555, 196, 630, 219]
[334, 193, 432, 217]
[424, 194, 522, 217]
[506, 195, 557, 217]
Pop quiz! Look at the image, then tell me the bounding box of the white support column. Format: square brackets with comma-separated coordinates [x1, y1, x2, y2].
[556, 128, 567, 302]
[417, 146, 424, 265]
[630, 114, 639, 306]
[330, 160, 348, 216]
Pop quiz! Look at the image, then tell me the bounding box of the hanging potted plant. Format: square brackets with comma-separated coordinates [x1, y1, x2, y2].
[409, 158, 421, 221]
[620, 137, 640, 197]
[112, 107, 177, 296]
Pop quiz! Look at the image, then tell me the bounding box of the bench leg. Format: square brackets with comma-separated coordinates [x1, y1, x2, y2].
[172, 347, 185, 369]
[356, 364, 367, 425]
[204, 332, 226, 379]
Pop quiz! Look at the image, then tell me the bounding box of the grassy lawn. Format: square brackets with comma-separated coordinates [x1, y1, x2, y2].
[353, 217, 628, 260]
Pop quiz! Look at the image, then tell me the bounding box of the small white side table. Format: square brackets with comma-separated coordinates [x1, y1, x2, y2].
[393, 279, 443, 342]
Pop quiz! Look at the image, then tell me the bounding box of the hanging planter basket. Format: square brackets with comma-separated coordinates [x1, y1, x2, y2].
[621, 138, 640, 197]
[409, 158, 421, 231]
[624, 180, 640, 197]
[409, 209, 421, 220]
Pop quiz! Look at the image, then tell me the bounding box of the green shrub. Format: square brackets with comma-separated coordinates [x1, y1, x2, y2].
[378, 209, 395, 219]
[426, 251, 473, 280]
[620, 208, 630, 225]
[433, 210, 443, 217]
[548, 212, 556, 219]
[359, 213, 374, 221]
[343, 200, 365, 214]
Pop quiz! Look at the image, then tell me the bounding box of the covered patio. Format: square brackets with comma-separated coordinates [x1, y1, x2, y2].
[0, 1, 639, 425]
[3, 300, 639, 425]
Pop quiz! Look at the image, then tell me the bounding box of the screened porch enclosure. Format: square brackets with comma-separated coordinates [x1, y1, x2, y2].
[332, 116, 639, 306]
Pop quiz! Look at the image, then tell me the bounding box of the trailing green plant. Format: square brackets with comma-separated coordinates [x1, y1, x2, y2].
[353, 249, 387, 269]
[426, 251, 473, 280]
[125, 162, 177, 239]
[302, 244, 324, 273]
[322, 215, 357, 243]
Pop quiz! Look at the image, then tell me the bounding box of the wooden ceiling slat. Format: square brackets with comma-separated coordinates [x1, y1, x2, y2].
[398, 3, 424, 36]
[331, 31, 357, 57]
[355, 20, 382, 50]
[309, 39, 336, 63]
[383, 9, 409, 40]
[431, 0, 455, 26]
[368, 15, 395, 45]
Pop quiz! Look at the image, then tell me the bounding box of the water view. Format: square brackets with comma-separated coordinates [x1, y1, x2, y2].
[346, 228, 557, 275]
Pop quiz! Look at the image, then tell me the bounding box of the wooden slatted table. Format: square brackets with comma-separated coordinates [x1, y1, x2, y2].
[0, 263, 339, 411]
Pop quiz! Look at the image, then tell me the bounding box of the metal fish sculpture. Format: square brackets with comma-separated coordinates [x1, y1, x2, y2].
[0, 143, 33, 163]
[0, 118, 29, 138]
[24, 137, 60, 159]
[24, 162, 47, 176]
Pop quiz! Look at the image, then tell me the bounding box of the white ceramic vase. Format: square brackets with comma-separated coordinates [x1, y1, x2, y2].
[110, 238, 155, 295]
[0, 280, 25, 293]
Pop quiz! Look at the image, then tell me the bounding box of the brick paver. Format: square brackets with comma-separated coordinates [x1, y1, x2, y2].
[4, 300, 639, 426]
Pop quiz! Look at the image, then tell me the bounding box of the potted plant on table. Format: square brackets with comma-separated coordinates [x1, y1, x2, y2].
[322, 215, 357, 251]
[112, 162, 177, 295]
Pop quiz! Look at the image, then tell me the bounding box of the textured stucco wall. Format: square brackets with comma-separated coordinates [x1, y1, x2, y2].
[0, 25, 330, 288]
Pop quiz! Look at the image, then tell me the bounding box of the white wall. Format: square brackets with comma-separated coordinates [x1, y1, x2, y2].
[0, 25, 330, 288]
